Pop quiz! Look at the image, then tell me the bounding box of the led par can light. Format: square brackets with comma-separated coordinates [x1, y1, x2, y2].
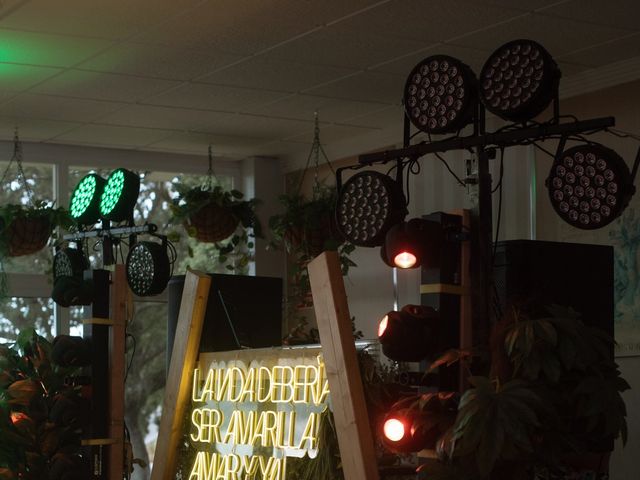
[69, 173, 106, 225]
[335, 170, 407, 247]
[378, 304, 439, 362]
[381, 218, 443, 269]
[382, 411, 427, 453]
[99, 168, 140, 222]
[404, 55, 478, 135]
[479, 39, 560, 122]
[53, 247, 89, 281]
[126, 241, 170, 297]
[547, 143, 635, 230]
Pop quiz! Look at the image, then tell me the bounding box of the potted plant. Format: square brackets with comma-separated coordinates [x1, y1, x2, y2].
[0, 201, 72, 258]
[269, 185, 356, 309]
[0, 330, 87, 479]
[169, 183, 262, 270]
[393, 306, 629, 480]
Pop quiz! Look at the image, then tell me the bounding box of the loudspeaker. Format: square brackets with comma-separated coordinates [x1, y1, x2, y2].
[493, 240, 614, 336]
[167, 274, 283, 373]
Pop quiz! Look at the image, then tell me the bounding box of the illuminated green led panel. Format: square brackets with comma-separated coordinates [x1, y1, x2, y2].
[99, 168, 140, 222]
[69, 173, 106, 225]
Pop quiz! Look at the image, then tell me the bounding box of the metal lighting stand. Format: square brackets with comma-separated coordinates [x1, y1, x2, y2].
[357, 111, 616, 345]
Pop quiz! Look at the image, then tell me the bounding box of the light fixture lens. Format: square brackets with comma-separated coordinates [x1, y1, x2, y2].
[69, 173, 106, 225]
[383, 418, 406, 442]
[480, 39, 559, 122]
[336, 171, 407, 247]
[547, 144, 634, 230]
[378, 315, 389, 338]
[404, 55, 477, 134]
[126, 241, 170, 297]
[394, 251, 417, 269]
[99, 168, 140, 222]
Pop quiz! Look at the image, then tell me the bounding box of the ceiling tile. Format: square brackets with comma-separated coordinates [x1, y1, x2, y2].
[339, 0, 526, 45]
[78, 43, 245, 81]
[0, 0, 204, 40]
[52, 124, 173, 148]
[258, 23, 427, 69]
[30, 70, 181, 102]
[0, 63, 62, 91]
[0, 94, 126, 123]
[0, 116, 80, 141]
[197, 114, 313, 140]
[372, 44, 492, 76]
[145, 131, 266, 157]
[476, 0, 569, 11]
[244, 94, 393, 124]
[305, 71, 405, 105]
[145, 83, 285, 111]
[0, 29, 112, 68]
[198, 58, 358, 93]
[339, 105, 405, 129]
[558, 34, 640, 68]
[448, 13, 629, 58]
[284, 124, 378, 143]
[135, 0, 386, 55]
[538, 0, 640, 32]
[98, 104, 221, 131]
[253, 140, 311, 157]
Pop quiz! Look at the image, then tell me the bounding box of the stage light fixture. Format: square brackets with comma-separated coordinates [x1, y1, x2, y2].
[378, 305, 439, 362]
[381, 408, 431, 453]
[126, 240, 171, 297]
[547, 143, 636, 229]
[335, 170, 407, 247]
[53, 247, 89, 281]
[404, 55, 478, 134]
[479, 39, 560, 122]
[69, 173, 106, 225]
[99, 168, 140, 222]
[380, 218, 443, 269]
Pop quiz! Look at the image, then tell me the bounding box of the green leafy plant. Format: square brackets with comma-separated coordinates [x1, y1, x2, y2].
[169, 184, 262, 271]
[269, 186, 355, 312]
[410, 306, 629, 480]
[0, 330, 86, 480]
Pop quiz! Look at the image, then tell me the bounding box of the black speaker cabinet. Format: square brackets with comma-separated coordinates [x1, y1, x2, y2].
[493, 240, 614, 337]
[167, 274, 283, 373]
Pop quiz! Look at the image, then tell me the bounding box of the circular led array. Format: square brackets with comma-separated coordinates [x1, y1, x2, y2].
[404, 55, 477, 134]
[53, 248, 89, 281]
[335, 171, 407, 247]
[479, 39, 560, 122]
[99, 168, 140, 222]
[126, 241, 170, 297]
[547, 144, 635, 230]
[69, 173, 106, 225]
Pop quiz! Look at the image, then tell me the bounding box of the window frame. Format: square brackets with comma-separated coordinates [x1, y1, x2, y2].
[3, 142, 243, 337]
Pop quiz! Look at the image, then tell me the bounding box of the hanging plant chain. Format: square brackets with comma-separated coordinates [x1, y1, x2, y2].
[295, 112, 336, 199]
[0, 129, 35, 207]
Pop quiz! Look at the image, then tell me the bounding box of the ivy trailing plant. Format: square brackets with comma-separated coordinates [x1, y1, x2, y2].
[404, 306, 629, 480]
[169, 183, 262, 272]
[269, 185, 356, 316]
[0, 330, 87, 480]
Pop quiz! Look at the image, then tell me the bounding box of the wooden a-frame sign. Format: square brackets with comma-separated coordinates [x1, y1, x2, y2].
[151, 254, 379, 479]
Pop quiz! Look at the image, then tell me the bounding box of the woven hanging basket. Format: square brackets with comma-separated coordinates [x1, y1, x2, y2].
[185, 202, 239, 243]
[6, 216, 52, 257]
[285, 213, 342, 259]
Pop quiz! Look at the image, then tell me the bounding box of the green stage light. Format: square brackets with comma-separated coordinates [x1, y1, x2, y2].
[69, 173, 106, 225]
[99, 168, 140, 222]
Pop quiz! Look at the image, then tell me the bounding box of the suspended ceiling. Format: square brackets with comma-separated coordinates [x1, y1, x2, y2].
[0, 0, 638, 166]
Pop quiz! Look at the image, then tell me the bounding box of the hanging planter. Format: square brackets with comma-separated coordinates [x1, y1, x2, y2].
[169, 146, 262, 269]
[0, 132, 73, 295]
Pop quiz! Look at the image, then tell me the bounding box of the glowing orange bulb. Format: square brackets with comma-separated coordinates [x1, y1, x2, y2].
[383, 418, 406, 442]
[10, 412, 27, 424]
[394, 251, 417, 269]
[378, 315, 389, 338]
